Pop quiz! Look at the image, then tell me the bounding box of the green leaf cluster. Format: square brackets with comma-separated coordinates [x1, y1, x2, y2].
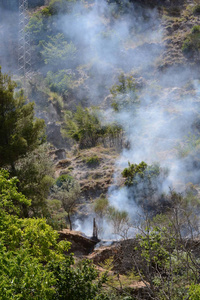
[46, 70, 74, 95]
[182, 25, 200, 57]
[62, 106, 123, 149]
[122, 161, 160, 187]
[41, 34, 77, 70]
[0, 169, 108, 299]
[110, 73, 139, 112]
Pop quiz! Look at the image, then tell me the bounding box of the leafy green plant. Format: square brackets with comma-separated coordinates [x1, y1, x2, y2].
[85, 155, 100, 167]
[62, 106, 104, 149]
[15, 144, 54, 217]
[191, 25, 200, 34]
[0, 68, 45, 171]
[46, 70, 74, 95]
[0, 169, 110, 299]
[62, 106, 123, 149]
[193, 4, 200, 15]
[41, 34, 77, 70]
[182, 25, 200, 57]
[50, 258, 107, 300]
[55, 174, 74, 188]
[121, 161, 169, 211]
[110, 73, 139, 112]
[189, 284, 200, 300]
[51, 176, 81, 230]
[122, 161, 160, 187]
[46, 198, 67, 230]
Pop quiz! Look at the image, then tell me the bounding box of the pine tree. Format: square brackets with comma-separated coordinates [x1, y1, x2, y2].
[0, 67, 45, 170]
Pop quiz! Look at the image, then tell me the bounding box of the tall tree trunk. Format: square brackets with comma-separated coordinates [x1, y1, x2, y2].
[68, 212, 72, 230]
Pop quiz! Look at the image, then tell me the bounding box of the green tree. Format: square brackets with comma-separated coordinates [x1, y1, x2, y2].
[108, 207, 130, 240]
[41, 34, 77, 70]
[51, 175, 81, 230]
[182, 25, 200, 59]
[121, 161, 168, 210]
[46, 69, 74, 95]
[62, 106, 104, 149]
[93, 196, 131, 239]
[0, 68, 45, 171]
[133, 191, 200, 300]
[0, 246, 56, 300]
[50, 258, 107, 300]
[15, 144, 54, 217]
[0, 169, 110, 300]
[110, 73, 139, 112]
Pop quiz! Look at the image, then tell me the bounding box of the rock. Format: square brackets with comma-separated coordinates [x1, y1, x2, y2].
[46, 122, 68, 149]
[54, 149, 66, 160]
[49, 149, 66, 161]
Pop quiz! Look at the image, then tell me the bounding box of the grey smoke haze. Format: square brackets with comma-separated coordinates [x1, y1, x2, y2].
[56, 0, 163, 104]
[104, 86, 200, 230]
[55, 0, 200, 237]
[0, 8, 19, 73]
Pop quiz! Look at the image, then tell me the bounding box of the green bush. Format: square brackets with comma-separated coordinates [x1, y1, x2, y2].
[62, 106, 104, 149]
[121, 161, 169, 211]
[85, 155, 100, 167]
[62, 106, 123, 149]
[110, 73, 139, 112]
[182, 38, 193, 54]
[193, 4, 200, 15]
[191, 25, 200, 34]
[55, 174, 74, 188]
[46, 70, 74, 95]
[0, 169, 109, 299]
[41, 34, 77, 70]
[182, 25, 200, 57]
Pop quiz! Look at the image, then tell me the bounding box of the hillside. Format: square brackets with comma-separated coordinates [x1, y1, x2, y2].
[1, 0, 200, 298]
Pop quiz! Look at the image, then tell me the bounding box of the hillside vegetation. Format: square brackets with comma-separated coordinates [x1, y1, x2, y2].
[1, 0, 200, 299]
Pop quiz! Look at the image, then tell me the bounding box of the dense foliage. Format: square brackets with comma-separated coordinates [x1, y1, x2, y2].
[0, 169, 108, 299]
[182, 25, 200, 58]
[110, 73, 139, 112]
[121, 161, 169, 211]
[0, 67, 45, 170]
[62, 105, 123, 149]
[133, 191, 200, 299]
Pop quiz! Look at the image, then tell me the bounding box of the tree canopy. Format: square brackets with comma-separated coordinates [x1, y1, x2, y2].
[0, 67, 45, 170]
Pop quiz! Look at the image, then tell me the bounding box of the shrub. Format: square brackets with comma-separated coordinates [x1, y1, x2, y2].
[182, 38, 193, 54]
[110, 73, 139, 112]
[191, 25, 200, 34]
[85, 155, 100, 167]
[46, 70, 74, 95]
[193, 4, 200, 15]
[41, 34, 77, 70]
[182, 25, 200, 57]
[62, 106, 123, 149]
[55, 174, 74, 188]
[62, 106, 104, 149]
[122, 161, 169, 211]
